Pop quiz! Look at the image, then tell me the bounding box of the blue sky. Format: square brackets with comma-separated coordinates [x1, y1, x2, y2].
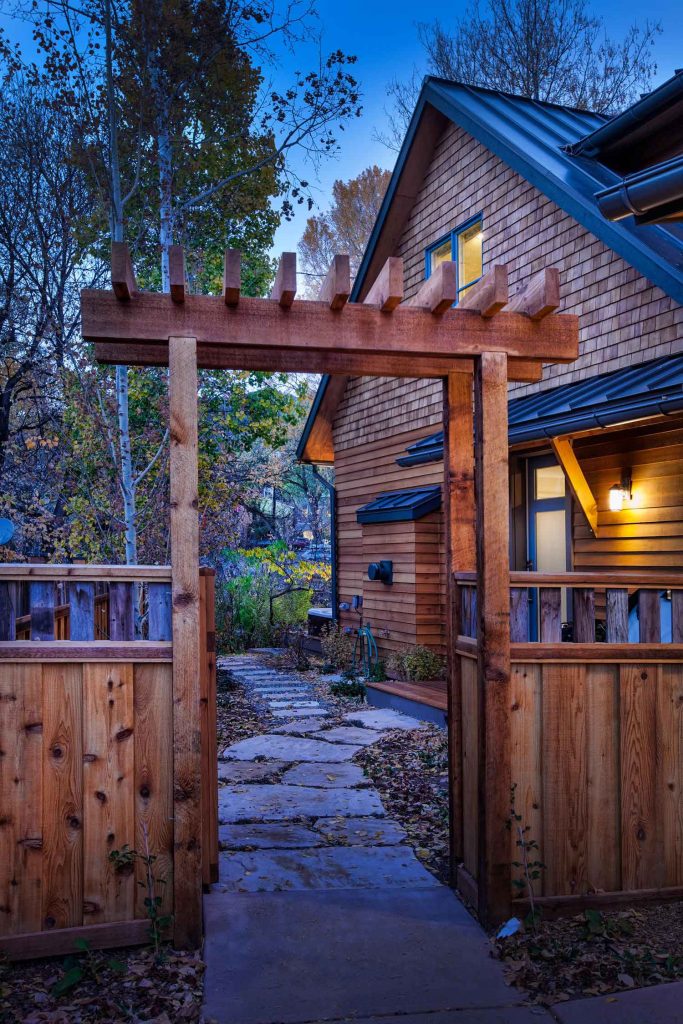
[2, 0, 680, 261]
[271, 0, 682, 255]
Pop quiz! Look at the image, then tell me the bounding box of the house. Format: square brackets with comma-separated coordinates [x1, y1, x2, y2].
[297, 71, 683, 717]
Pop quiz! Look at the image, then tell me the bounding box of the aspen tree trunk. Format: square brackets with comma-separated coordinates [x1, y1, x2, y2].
[105, 0, 138, 565]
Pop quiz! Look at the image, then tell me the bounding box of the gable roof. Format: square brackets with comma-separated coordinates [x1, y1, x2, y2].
[396, 353, 683, 463]
[298, 76, 683, 464]
[355, 77, 683, 305]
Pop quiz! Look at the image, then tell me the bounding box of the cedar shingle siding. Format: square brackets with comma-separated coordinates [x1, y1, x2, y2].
[331, 122, 683, 654]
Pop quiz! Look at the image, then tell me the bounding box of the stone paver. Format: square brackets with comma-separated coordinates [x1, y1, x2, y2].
[219, 822, 321, 850]
[271, 708, 329, 719]
[217, 760, 288, 783]
[314, 815, 407, 846]
[216, 845, 440, 892]
[223, 734, 361, 762]
[219, 783, 384, 822]
[274, 717, 328, 734]
[281, 761, 367, 788]
[344, 708, 426, 731]
[205, 655, 568, 1024]
[315, 725, 384, 746]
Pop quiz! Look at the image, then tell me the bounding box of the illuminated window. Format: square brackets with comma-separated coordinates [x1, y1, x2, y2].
[425, 217, 483, 302]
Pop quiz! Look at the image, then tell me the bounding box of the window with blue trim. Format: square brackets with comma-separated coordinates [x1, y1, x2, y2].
[426, 217, 483, 301]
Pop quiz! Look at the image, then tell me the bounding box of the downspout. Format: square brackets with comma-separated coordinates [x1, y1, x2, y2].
[312, 465, 338, 622]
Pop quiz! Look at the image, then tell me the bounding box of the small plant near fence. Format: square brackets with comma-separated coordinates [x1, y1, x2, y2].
[109, 824, 172, 959]
[506, 783, 545, 932]
[320, 623, 355, 672]
[387, 644, 446, 682]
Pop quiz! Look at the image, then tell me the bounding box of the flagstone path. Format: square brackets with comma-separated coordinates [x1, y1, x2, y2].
[203, 655, 678, 1024]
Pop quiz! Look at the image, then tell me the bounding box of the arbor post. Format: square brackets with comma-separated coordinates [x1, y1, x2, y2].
[474, 352, 512, 925]
[442, 373, 475, 873]
[168, 335, 203, 949]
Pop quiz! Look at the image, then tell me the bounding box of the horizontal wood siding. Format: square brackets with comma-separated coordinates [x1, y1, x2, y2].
[573, 419, 683, 571]
[334, 410, 445, 655]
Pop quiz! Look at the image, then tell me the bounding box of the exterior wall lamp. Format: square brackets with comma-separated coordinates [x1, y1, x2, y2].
[609, 471, 632, 512]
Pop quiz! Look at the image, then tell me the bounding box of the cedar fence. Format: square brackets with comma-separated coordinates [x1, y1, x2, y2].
[453, 571, 683, 917]
[0, 564, 218, 960]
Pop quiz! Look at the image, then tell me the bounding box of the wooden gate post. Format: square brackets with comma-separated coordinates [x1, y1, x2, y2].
[473, 352, 512, 926]
[442, 373, 475, 875]
[168, 335, 203, 949]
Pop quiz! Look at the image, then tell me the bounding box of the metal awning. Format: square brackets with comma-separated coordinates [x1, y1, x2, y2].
[397, 354, 683, 464]
[356, 485, 442, 523]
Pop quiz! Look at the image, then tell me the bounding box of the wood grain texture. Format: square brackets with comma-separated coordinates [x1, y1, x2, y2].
[134, 663, 173, 920]
[0, 582, 16, 640]
[585, 665, 620, 892]
[83, 290, 579, 364]
[364, 256, 404, 311]
[510, 588, 529, 642]
[0, 565, 171, 581]
[0, 641, 172, 661]
[606, 589, 629, 643]
[657, 665, 683, 886]
[620, 663, 662, 890]
[30, 583, 55, 641]
[551, 436, 598, 537]
[223, 249, 240, 306]
[111, 242, 137, 300]
[509, 663, 542, 895]
[318, 255, 351, 310]
[108, 583, 135, 641]
[42, 664, 83, 930]
[442, 373, 474, 868]
[539, 588, 562, 642]
[460, 654, 479, 879]
[69, 583, 95, 641]
[457, 265, 508, 317]
[507, 268, 560, 320]
[168, 335, 202, 948]
[406, 260, 457, 314]
[0, 664, 43, 936]
[83, 663, 135, 923]
[148, 583, 173, 641]
[542, 663, 588, 895]
[573, 588, 595, 643]
[1, 918, 149, 961]
[169, 246, 186, 304]
[474, 351, 512, 924]
[270, 252, 297, 308]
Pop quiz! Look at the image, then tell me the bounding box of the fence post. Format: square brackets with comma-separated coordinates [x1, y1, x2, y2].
[168, 336, 202, 949]
[442, 372, 475, 874]
[30, 581, 55, 641]
[69, 582, 95, 641]
[474, 352, 511, 927]
[0, 582, 16, 640]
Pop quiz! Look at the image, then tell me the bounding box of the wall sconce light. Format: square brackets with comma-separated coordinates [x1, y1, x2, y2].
[609, 471, 632, 512]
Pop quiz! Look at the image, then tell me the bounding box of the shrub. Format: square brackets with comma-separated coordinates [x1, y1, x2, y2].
[388, 644, 446, 682]
[320, 623, 355, 671]
[330, 678, 366, 700]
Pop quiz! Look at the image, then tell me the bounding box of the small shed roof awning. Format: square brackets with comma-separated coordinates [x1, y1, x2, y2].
[397, 354, 683, 465]
[356, 486, 442, 524]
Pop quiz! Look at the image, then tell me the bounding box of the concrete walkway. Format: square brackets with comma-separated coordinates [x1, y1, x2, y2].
[201, 656, 680, 1024]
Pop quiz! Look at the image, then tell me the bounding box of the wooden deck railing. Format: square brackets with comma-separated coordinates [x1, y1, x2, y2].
[454, 570, 683, 646]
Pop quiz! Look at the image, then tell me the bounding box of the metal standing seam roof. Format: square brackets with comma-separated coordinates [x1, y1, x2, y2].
[299, 78, 683, 465]
[353, 77, 683, 305]
[356, 485, 442, 524]
[396, 354, 683, 462]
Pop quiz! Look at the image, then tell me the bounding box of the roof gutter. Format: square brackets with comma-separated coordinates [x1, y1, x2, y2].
[595, 155, 683, 223]
[566, 71, 683, 158]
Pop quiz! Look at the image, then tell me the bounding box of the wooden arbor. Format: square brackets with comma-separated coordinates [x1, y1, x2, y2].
[82, 244, 578, 939]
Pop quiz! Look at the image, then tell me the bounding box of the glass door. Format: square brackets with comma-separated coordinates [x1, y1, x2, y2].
[527, 454, 570, 639]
